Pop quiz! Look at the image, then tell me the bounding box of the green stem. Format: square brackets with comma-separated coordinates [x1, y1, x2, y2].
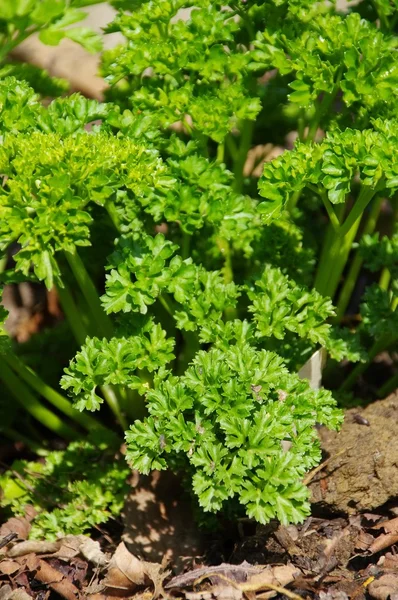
[159, 294, 175, 317]
[314, 187, 376, 298]
[287, 189, 302, 213]
[334, 194, 383, 321]
[105, 199, 122, 233]
[379, 267, 391, 291]
[339, 187, 376, 239]
[340, 332, 398, 393]
[318, 189, 341, 232]
[101, 385, 127, 429]
[58, 268, 126, 429]
[56, 283, 87, 346]
[305, 68, 343, 143]
[0, 356, 78, 440]
[378, 369, 398, 398]
[181, 231, 191, 260]
[225, 133, 239, 163]
[4, 352, 108, 435]
[233, 120, 254, 193]
[216, 142, 225, 164]
[64, 250, 113, 340]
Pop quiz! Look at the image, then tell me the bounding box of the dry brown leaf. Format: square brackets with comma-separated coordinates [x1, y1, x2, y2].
[246, 564, 298, 589]
[355, 530, 375, 551]
[166, 562, 259, 589]
[369, 533, 398, 554]
[3, 590, 33, 600]
[104, 542, 165, 597]
[34, 559, 80, 600]
[368, 574, 398, 600]
[54, 534, 108, 566]
[0, 508, 36, 541]
[0, 585, 13, 600]
[0, 559, 20, 575]
[79, 537, 109, 567]
[7, 540, 60, 558]
[372, 517, 398, 534]
[111, 542, 147, 585]
[381, 552, 398, 570]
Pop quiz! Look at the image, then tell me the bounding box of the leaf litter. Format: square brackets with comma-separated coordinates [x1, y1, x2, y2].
[2, 395, 398, 599]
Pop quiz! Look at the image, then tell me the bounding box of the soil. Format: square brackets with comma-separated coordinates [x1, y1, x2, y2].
[309, 394, 398, 515]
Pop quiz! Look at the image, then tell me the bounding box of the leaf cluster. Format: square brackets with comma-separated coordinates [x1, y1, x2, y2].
[0, 441, 129, 540]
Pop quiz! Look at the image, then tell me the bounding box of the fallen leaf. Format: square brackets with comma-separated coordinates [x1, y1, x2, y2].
[110, 542, 147, 585]
[368, 574, 398, 600]
[7, 540, 60, 558]
[34, 559, 80, 600]
[372, 517, 398, 534]
[80, 537, 109, 567]
[3, 590, 33, 600]
[104, 542, 165, 597]
[0, 559, 20, 575]
[0, 508, 36, 541]
[369, 532, 398, 554]
[381, 552, 398, 570]
[355, 530, 374, 551]
[54, 534, 108, 566]
[166, 562, 259, 589]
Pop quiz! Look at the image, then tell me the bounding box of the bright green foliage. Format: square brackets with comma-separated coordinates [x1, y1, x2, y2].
[259, 125, 398, 219]
[248, 265, 334, 345]
[0, 130, 167, 288]
[101, 233, 239, 329]
[0, 442, 129, 540]
[251, 12, 398, 125]
[61, 321, 175, 411]
[103, 0, 261, 143]
[4, 0, 398, 534]
[0, 0, 103, 66]
[125, 343, 342, 524]
[361, 285, 398, 340]
[359, 231, 398, 285]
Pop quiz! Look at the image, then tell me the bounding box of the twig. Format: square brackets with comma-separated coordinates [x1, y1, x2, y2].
[193, 572, 303, 600]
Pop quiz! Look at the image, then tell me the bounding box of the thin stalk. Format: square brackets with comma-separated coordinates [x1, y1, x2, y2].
[64, 250, 114, 340]
[340, 332, 398, 393]
[58, 267, 126, 429]
[105, 200, 122, 233]
[287, 190, 302, 213]
[334, 194, 383, 321]
[378, 369, 398, 398]
[304, 68, 343, 143]
[216, 142, 225, 164]
[314, 213, 361, 298]
[159, 294, 176, 317]
[181, 231, 191, 260]
[102, 385, 127, 429]
[0, 357, 78, 440]
[233, 120, 254, 193]
[319, 192, 341, 232]
[314, 187, 376, 298]
[0, 255, 6, 274]
[56, 283, 87, 346]
[338, 187, 376, 239]
[225, 134, 239, 163]
[379, 267, 391, 290]
[4, 352, 109, 435]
